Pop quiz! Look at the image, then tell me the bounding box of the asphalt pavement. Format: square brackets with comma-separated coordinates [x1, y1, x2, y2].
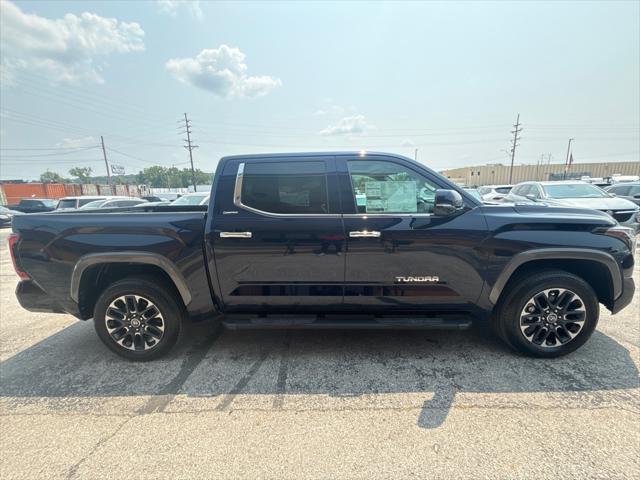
[0, 227, 638, 479]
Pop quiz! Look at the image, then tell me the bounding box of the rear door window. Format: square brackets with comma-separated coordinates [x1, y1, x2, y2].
[240, 161, 329, 214]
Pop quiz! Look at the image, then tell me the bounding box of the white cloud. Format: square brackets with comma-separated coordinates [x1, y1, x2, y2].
[156, 1, 203, 20]
[0, 0, 145, 84]
[319, 115, 374, 136]
[166, 45, 282, 98]
[55, 136, 98, 148]
[401, 139, 415, 147]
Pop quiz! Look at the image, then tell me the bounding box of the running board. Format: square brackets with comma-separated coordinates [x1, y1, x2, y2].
[221, 315, 473, 330]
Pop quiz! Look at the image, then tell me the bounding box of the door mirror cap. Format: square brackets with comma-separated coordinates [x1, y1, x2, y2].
[633, 194, 640, 199]
[525, 194, 537, 201]
[433, 189, 464, 216]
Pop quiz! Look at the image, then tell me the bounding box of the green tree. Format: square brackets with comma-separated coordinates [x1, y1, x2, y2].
[40, 170, 66, 183]
[69, 167, 93, 183]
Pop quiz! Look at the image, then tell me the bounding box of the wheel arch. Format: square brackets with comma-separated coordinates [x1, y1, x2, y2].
[490, 248, 622, 309]
[71, 252, 191, 319]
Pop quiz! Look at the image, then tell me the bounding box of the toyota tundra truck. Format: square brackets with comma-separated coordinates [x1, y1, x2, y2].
[9, 152, 636, 360]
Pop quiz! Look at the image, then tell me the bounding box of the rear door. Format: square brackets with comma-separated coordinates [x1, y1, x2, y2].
[209, 156, 345, 312]
[339, 155, 487, 312]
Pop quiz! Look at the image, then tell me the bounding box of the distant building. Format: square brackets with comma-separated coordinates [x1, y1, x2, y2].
[442, 160, 640, 187]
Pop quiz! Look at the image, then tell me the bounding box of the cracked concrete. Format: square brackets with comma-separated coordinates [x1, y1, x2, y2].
[0, 228, 638, 479]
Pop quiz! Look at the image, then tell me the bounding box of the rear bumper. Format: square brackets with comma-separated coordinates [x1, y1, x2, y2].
[15, 280, 65, 314]
[610, 277, 635, 315]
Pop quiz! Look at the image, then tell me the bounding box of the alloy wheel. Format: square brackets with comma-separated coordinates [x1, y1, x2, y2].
[105, 295, 165, 351]
[519, 288, 586, 348]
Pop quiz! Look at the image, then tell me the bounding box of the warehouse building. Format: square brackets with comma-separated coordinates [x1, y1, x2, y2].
[441, 160, 640, 187]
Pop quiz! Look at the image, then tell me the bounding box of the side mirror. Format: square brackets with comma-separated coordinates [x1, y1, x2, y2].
[525, 194, 537, 201]
[634, 194, 640, 199]
[434, 189, 464, 216]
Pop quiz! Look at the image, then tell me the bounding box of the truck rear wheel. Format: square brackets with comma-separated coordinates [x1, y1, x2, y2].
[93, 276, 183, 361]
[494, 270, 599, 358]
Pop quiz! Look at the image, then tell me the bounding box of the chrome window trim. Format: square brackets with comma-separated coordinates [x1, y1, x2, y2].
[233, 162, 341, 218]
[233, 161, 445, 219]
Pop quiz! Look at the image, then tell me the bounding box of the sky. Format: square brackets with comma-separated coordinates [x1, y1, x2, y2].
[0, 0, 638, 181]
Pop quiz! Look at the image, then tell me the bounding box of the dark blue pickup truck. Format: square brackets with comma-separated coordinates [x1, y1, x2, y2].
[9, 152, 636, 360]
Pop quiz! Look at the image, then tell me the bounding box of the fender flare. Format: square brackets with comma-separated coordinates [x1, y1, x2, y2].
[489, 248, 622, 304]
[70, 251, 192, 306]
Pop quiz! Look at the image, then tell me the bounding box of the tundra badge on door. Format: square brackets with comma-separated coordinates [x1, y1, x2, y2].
[395, 276, 440, 283]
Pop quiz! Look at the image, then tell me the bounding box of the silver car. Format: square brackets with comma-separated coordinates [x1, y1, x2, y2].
[505, 181, 640, 232]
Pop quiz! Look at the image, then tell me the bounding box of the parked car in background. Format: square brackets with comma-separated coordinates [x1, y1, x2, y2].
[56, 196, 111, 210]
[477, 185, 512, 201]
[463, 187, 482, 201]
[505, 181, 640, 232]
[605, 182, 640, 207]
[5, 198, 57, 213]
[79, 198, 148, 209]
[171, 192, 210, 206]
[0, 206, 22, 227]
[141, 195, 167, 203]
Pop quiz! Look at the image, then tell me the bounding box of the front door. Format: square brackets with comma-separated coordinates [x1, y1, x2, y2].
[339, 155, 487, 313]
[211, 156, 345, 313]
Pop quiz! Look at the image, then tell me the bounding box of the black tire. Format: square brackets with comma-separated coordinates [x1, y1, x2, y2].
[94, 275, 184, 361]
[494, 270, 599, 358]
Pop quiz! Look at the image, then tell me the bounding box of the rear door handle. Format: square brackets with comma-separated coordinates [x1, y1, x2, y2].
[220, 232, 252, 238]
[349, 230, 381, 238]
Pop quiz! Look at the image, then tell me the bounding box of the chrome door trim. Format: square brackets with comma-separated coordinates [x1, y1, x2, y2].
[220, 232, 253, 239]
[349, 230, 382, 238]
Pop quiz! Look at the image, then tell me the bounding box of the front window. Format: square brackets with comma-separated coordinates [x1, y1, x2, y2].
[347, 160, 438, 214]
[543, 183, 608, 199]
[240, 161, 328, 214]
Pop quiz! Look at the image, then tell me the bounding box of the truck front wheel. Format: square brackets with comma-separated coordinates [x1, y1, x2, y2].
[495, 270, 599, 358]
[93, 276, 183, 361]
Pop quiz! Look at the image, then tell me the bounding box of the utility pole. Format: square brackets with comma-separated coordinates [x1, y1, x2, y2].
[101, 135, 111, 185]
[507, 114, 522, 184]
[181, 113, 198, 191]
[563, 138, 574, 180]
[536, 154, 544, 181]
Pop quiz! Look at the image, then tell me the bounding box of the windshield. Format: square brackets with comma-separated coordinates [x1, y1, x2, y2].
[172, 194, 208, 205]
[494, 187, 512, 194]
[79, 199, 108, 209]
[543, 183, 609, 199]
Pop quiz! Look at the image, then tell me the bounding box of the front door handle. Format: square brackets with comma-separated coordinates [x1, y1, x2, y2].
[349, 230, 381, 238]
[220, 232, 252, 238]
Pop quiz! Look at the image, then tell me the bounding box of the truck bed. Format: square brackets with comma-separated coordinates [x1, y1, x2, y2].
[12, 208, 216, 321]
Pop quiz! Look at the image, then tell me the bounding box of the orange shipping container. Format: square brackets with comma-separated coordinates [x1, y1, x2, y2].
[64, 184, 82, 196]
[44, 183, 66, 199]
[2, 183, 46, 205]
[81, 184, 99, 196]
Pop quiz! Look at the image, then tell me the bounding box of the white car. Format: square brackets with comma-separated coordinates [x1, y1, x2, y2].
[477, 185, 513, 201]
[171, 192, 210, 206]
[56, 196, 112, 210]
[79, 197, 148, 209]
